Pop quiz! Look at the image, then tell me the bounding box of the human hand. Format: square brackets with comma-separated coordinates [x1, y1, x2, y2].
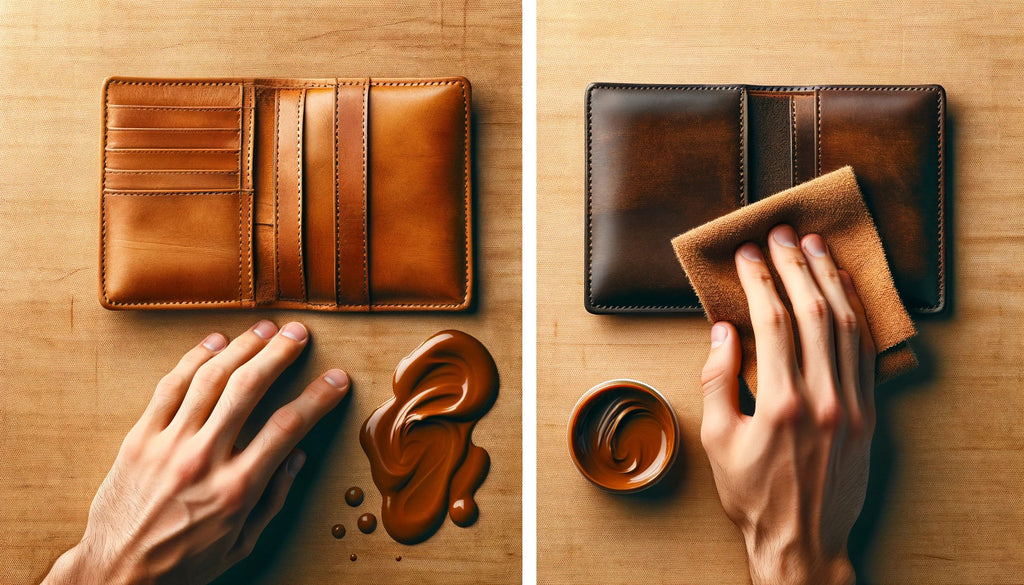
[42, 320, 350, 585]
[698, 225, 876, 585]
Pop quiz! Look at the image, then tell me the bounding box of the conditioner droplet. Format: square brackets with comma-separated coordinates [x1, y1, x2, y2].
[345, 487, 364, 506]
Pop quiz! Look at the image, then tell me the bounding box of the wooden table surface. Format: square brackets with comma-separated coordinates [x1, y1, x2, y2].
[0, 2, 521, 584]
[538, 2, 1024, 584]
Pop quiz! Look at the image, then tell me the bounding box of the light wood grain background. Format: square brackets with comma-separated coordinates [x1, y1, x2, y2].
[538, 2, 1024, 584]
[0, 1, 521, 584]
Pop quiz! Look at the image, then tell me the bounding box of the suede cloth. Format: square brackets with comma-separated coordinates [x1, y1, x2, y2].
[671, 166, 917, 394]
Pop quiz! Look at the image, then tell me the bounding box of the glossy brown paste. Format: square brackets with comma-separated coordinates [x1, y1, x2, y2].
[569, 380, 678, 493]
[360, 330, 499, 544]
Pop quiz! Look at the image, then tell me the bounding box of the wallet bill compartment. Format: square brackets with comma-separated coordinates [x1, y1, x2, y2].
[101, 190, 252, 307]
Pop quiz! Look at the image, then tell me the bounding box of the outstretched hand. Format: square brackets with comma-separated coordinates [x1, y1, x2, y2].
[699, 225, 876, 585]
[42, 320, 350, 585]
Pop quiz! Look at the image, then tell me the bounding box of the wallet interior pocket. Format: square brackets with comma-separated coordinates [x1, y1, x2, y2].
[104, 82, 244, 191]
[101, 190, 252, 306]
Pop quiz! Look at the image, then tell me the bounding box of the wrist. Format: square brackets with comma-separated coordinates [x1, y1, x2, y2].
[745, 536, 855, 585]
[42, 539, 146, 585]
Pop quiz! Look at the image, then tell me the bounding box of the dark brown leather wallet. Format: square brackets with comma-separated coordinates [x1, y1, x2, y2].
[101, 76, 472, 311]
[585, 83, 946, 314]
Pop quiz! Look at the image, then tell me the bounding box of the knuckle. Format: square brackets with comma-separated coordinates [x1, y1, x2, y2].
[783, 254, 810, 271]
[305, 380, 338, 407]
[217, 478, 250, 515]
[754, 302, 790, 331]
[118, 430, 145, 462]
[800, 296, 831, 321]
[270, 405, 306, 436]
[700, 417, 729, 450]
[834, 310, 859, 335]
[230, 367, 264, 396]
[172, 450, 210, 486]
[700, 363, 729, 396]
[156, 372, 186, 395]
[814, 398, 845, 431]
[846, 410, 867, 439]
[768, 393, 803, 427]
[820, 268, 841, 283]
[754, 271, 775, 286]
[193, 363, 228, 388]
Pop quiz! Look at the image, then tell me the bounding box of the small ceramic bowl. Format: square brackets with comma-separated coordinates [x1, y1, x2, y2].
[567, 379, 680, 494]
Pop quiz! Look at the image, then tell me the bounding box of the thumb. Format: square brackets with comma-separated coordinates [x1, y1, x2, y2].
[700, 322, 742, 439]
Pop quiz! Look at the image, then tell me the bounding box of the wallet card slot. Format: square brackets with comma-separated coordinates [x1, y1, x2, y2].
[105, 149, 239, 171]
[301, 87, 340, 305]
[108, 107, 241, 129]
[101, 190, 250, 306]
[747, 92, 795, 201]
[105, 79, 243, 108]
[274, 88, 307, 302]
[106, 128, 241, 149]
[105, 170, 240, 191]
[792, 93, 817, 184]
[334, 81, 370, 308]
[251, 89, 278, 305]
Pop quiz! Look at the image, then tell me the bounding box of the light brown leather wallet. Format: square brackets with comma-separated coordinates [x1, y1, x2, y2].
[100, 76, 472, 311]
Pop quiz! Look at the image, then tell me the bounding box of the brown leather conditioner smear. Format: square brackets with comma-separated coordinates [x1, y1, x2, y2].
[360, 330, 499, 544]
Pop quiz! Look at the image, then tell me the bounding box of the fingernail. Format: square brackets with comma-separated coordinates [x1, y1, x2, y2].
[287, 451, 306, 478]
[252, 320, 277, 340]
[772, 225, 798, 248]
[324, 369, 350, 390]
[803, 235, 827, 258]
[738, 243, 763, 263]
[280, 322, 307, 342]
[202, 333, 226, 351]
[710, 323, 728, 349]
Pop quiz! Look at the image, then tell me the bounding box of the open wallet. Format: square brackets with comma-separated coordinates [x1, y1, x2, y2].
[100, 76, 472, 311]
[584, 83, 946, 314]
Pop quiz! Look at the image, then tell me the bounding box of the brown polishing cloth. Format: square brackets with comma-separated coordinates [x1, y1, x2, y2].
[671, 166, 917, 394]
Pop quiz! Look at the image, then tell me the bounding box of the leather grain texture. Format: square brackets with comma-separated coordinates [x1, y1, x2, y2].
[100, 76, 472, 311]
[585, 83, 946, 315]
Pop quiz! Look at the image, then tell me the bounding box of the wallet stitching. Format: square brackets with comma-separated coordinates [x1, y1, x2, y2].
[585, 84, 744, 311]
[107, 106, 242, 111]
[293, 90, 308, 302]
[361, 80, 369, 308]
[815, 86, 944, 312]
[816, 91, 822, 178]
[791, 96, 798, 184]
[104, 170, 238, 174]
[274, 90, 282, 301]
[237, 187, 244, 301]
